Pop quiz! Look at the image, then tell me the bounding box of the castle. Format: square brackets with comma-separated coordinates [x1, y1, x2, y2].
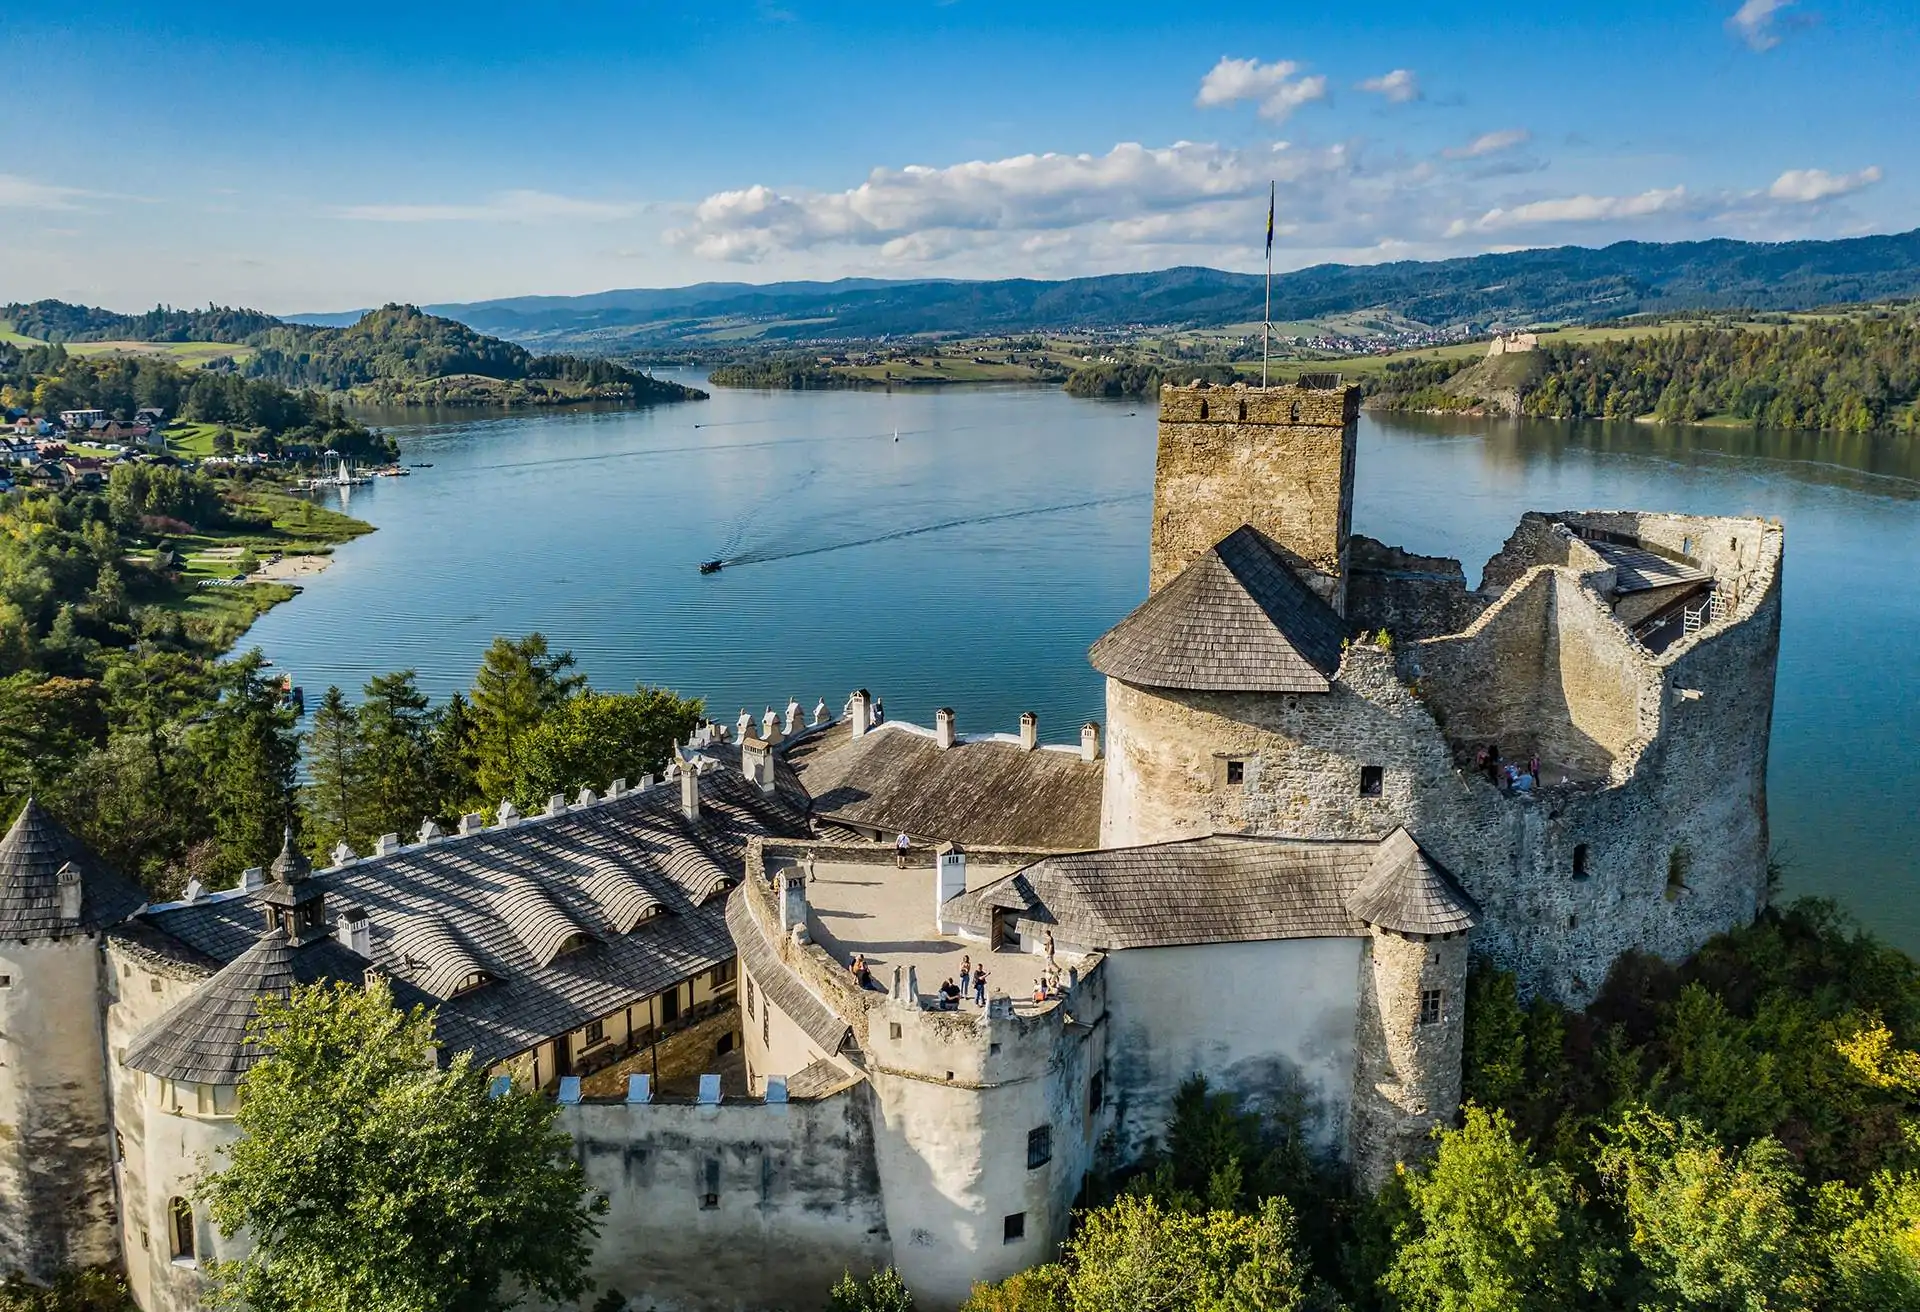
[0, 378, 1782, 1311]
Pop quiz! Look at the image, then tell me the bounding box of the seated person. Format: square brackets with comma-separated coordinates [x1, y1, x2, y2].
[939, 978, 961, 1010]
[850, 953, 873, 988]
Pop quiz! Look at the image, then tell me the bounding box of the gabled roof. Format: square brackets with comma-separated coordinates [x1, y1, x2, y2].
[1088, 525, 1346, 693]
[953, 828, 1475, 951]
[0, 799, 144, 940]
[1347, 827, 1478, 936]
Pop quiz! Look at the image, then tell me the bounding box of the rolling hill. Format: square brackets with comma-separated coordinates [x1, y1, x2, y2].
[308, 228, 1920, 352]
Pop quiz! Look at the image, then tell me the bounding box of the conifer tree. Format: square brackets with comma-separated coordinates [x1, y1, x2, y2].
[357, 669, 438, 839]
[302, 686, 366, 855]
[468, 634, 583, 806]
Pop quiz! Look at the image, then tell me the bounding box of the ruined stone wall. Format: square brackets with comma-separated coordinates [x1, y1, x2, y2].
[1103, 937, 1361, 1164]
[1346, 536, 1486, 642]
[1150, 383, 1360, 602]
[0, 936, 119, 1282]
[1349, 929, 1468, 1190]
[560, 1089, 892, 1312]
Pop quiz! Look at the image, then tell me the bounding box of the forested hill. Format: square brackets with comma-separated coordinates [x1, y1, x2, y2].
[392, 227, 1920, 350]
[5, 300, 280, 343]
[1, 301, 704, 405]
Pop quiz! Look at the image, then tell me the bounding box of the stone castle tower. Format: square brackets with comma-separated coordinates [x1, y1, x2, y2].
[0, 801, 145, 1280]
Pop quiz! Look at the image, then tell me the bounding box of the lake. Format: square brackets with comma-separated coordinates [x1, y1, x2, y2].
[238, 379, 1920, 949]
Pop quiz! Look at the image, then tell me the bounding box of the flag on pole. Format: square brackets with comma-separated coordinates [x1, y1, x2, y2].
[1266, 182, 1275, 256]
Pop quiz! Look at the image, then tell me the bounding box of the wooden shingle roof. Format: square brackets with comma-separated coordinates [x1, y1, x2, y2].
[955, 828, 1475, 950]
[1088, 525, 1346, 693]
[787, 724, 1102, 850]
[0, 799, 143, 940]
[726, 893, 850, 1054]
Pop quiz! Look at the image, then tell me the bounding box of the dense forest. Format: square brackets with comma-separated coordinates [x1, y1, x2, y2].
[1366, 310, 1920, 432]
[2, 302, 705, 407]
[1062, 360, 1241, 398]
[707, 356, 855, 389]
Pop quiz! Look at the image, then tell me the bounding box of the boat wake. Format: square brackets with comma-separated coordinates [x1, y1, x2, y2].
[713, 491, 1148, 570]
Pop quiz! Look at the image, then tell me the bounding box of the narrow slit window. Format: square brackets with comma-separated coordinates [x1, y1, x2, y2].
[1572, 843, 1590, 880]
[1359, 765, 1384, 797]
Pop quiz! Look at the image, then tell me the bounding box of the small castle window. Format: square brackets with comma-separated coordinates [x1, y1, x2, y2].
[709, 960, 737, 990]
[168, 1197, 195, 1262]
[1089, 1072, 1104, 1113]
[701, 1158, 720, 1210]
[889, 1022, 902, 1041]
[1573, 844, 1590, 880]
[1003, 1212, 1027, 1244]
[746, 978, 756, 1018]
[584, 1019, 605, 1048]
[0, 974, 10, 988]
[661, 986, 681, 1025]
[762, 1007, 770, 1047]
[1418, 988, 1444, 1026]
[1289, 401, 1301, 422]
[1225, 759, 1246, 785]
[1027, 1126, 1053, 1169]
[1198, 400, 1209, 420]
[1236, 400, 1247, 420]
[1359, 765, 1384, 797]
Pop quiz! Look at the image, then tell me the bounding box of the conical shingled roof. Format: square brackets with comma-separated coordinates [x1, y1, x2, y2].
[122, 927, 374, 1085]
[1088, 525, 1347, 693]
[1345, 827, 1477, 936]
[0, 799, 144, 939]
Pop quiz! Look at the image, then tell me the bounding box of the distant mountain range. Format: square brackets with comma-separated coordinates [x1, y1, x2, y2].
[288, 228, 1920, 352]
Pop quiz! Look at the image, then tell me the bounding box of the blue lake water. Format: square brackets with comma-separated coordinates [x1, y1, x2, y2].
[238, 378, 1920, 949]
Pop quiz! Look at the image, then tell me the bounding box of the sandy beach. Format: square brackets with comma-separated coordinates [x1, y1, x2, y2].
[249, 553, 333, 583]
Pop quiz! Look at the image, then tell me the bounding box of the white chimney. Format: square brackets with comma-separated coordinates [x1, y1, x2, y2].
[374, 833, 400, 857]
[779, 865, 808, 939]
[812, 698, 830, 727]
[784, 698, 804, 735]
[1019, 711, 1039, 751]
[761, 707, 783, 745]
[680, 761, 701, 820]
[495, 800, 521, 828]
[935, 707, 957, 750]
[849, 689, 873, 738]
[418, 819, 445, 844]
[1081, 721, 1102, 762]
[736, 708, 754, 741]
[741, 738, 777, 793]
[934, 843, 966, 932]
[575, 786, 598, 807]
[330, 841, 355, 866]
[56, 862, 83, 921]
[240, 865, 268, 891]
[336, 905, 372, 957]
[457, 813, 484, 836]
[547, 793, 569, 817]
[608, 778, 627, 797]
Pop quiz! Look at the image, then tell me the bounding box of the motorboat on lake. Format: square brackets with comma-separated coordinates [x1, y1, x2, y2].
[699, 559, 725, 574]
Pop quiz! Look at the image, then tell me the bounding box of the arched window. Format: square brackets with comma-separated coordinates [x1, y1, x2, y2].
[168, 1196, 195, 1262]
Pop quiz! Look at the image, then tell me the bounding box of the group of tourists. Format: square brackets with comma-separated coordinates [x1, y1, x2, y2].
[1471, 744, 1554, 795]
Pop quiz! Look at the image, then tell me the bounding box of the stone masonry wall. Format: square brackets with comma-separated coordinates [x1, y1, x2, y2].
[0, 936, 120, 1283]
[1150, 383, 1360, 601]
[1349, 929, 1469, 1190]
[1346, 535, 1487, 642]
[561, 1089, 892, 1312]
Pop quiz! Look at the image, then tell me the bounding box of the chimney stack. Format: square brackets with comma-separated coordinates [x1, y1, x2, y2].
[784, 698, 804, 735]
[934, 843, 966, 932]
[1081, 721, 1102, 762]
[1019, 711, 1039, 751]
[495, 800, 521, 828]
[935, 707, 956, 750]
[736, 708, 754, 742]
[680, 759, 701, 820]
[336, 905, 372, 957]
[849, 689, 873, 738]
[812, 698, 830, 727]
[330, 841, 355, 866]
[779, 864, 809, 939]
[741, 737, 777, 793]
[56, 861, 83, 922]
[761, 707, 783, 746]
[240, 865, 268, 891]
[457, 813, 484, 836]
[418, 819, 445, 843]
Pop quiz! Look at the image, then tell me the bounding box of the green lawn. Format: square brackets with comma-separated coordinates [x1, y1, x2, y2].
[63, 340, 255, 365]
[0, 321, 44, 347]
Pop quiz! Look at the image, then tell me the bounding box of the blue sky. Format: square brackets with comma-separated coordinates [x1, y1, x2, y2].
[1, 0, 1911, 313]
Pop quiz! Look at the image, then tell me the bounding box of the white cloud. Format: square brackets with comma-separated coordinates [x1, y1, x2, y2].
[1447, 186, 1690, 236]
[1767, 165, 1882, 203]
[335, 189, 646, 223]
[1443, 129, 1532, 160]
[0, 174, 100, 211]
[1728, 0, 1794, 51]
[1195, 57, 1329, 122]
[1357, 69, 1420, 104]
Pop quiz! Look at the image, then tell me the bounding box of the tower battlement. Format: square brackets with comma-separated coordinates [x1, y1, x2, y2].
[1150, 380, 1363, 605]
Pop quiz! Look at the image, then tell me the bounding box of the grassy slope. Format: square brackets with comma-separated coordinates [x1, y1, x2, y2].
[62, 340, 257, 365]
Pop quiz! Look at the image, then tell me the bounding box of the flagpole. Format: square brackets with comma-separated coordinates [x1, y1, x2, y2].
[1263, 180, 1274, 389]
